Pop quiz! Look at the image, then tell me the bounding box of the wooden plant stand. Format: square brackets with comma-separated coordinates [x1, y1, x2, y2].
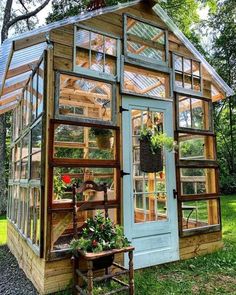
[72, 246, 135, 295]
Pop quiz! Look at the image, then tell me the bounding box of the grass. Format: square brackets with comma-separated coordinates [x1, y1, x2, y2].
[0, 214, 7, 245]
[1, 196, 236, 294]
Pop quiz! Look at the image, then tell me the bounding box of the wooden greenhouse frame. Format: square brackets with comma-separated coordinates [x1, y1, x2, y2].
[0, 0, 234, 294]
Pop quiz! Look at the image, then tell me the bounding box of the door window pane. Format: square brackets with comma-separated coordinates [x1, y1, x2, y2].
[131, 109, 168, 223]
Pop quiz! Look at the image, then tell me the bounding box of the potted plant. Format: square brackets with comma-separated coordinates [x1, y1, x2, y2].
[139, 126, 177, 173]
[90, 128, 113, 150]
[70, 211, 130, 270]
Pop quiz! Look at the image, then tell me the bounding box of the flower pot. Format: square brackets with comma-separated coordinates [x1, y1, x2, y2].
[96, 135, 111, 150]
[140, 138, 163, 173]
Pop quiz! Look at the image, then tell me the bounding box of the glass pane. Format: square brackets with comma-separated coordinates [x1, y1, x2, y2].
[180, 168, 216, 195]
[32, 75, 37, 121]
[38, 61, 44, 116]
[131, 109, 167, 223]
[29, 187, 40, 246]
[21, 158, 28, 179]
[32, 121, 42, 150]
[105, 36, 117, 56]
[91, 51, 104, 72]
[123, 64, 169, 98]
[59, 74, 113, 122]
[175, 72, 183, 88]
[91, 32, 104, 53]
[192, 61, 200, 76]
[53, 167, 116, 204]
[193, 77, 201, 91]
[179, 133, 215, 160]
[174, 55, 183, 72]
[76, 29, 90, 49]
[51, 208, 117, 251]
[184, 74, 192, 89]
[54, 124, 115, 160]
[31, 121, 42, 180]
[183, 58, 191, 73]
[178, 96, 210, 130]
[76, 48, 89, 68]
[182, 199, 219, 230]
[126, 17, 166, 62]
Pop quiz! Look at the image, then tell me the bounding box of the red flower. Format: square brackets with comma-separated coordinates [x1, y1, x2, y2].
[159, 172, 164, 179]
[92, 240, 98, 247]
[61, 175, 71, 184]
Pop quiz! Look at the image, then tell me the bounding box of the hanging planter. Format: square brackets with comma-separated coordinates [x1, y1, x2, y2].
[90, 128, 112, 150]
[140, 138, 163, 173]
[139, 127, 177, 173]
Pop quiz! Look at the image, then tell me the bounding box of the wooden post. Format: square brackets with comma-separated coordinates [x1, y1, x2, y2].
[72, 183, 78, 239]
[128, 250, 134, 295]
[71, 255, 77, 295]
[87, 260, 94, 295]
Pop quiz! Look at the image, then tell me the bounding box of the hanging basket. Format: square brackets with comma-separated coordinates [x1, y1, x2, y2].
[96, 135, 111, 150]
[139, 138, 163, 173]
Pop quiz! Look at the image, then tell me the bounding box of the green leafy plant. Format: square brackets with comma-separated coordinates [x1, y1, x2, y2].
[70, 211, 130, 253]
[140, 126, 177, 154]
[90, 128, 112, 137]
[53, 175, 67, 199]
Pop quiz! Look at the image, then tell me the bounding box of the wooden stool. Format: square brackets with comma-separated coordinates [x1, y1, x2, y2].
[72, 246, 135, 295]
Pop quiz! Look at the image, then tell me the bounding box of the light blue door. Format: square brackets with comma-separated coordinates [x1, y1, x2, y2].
[122, 96, 179, 269]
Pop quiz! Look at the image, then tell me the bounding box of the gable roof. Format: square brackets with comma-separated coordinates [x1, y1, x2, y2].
[0, 0, 234, 114]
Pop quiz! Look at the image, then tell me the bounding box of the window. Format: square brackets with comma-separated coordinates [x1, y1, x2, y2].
[180, 168, 217, 196]
[124, 15, 167, 65]
[54, 124, 116, 160]
[31, 60, 44, 121]
[174, 54, 202, 93]
[181, 199, 220, 232]
[179, 133, 215, 160]
[75, 27, 118, 77]
[178, 95, 212, 131]
[30, 121, 42, 180]
[122, 64, 170, 99]
[56, 73, 115, 123]
[48, 120, 120, 255]
[21, 133, 30, 179]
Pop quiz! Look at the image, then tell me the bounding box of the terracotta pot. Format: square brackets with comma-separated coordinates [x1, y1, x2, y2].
[96, 135, 111, 150]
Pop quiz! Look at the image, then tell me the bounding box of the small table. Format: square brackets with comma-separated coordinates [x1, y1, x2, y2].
[72, 246, 135, 295]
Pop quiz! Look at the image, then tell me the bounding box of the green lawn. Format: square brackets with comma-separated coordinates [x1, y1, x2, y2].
[1, 196, 236, 294]
[0, 214, 7, 245]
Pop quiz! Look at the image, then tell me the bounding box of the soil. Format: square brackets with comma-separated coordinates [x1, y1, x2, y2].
[0, 245, 38, 295]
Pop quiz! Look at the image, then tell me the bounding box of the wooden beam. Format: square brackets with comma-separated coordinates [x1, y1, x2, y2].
[6, 61, 38, 79]
[135, 31, 164, 54]
[59, 98, 101, 109]
[0, 93, 20, 106]
[60, 88, 110, 100]
[0, 102, 17, 115]
[14, 32, 46, 51]
[2, 80, 27, 96]
[127, 33, 165, 51]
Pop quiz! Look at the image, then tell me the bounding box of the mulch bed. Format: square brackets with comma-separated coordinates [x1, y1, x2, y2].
[0, 245, 38, 295]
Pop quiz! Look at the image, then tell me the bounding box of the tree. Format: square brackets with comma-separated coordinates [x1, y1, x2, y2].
[0, 0, 51, 214]
[207, 0, 236, 193]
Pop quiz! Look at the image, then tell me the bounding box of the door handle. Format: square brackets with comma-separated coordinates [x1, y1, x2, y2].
[121, 170, 130, 177]
[173, 189, 178, 199]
